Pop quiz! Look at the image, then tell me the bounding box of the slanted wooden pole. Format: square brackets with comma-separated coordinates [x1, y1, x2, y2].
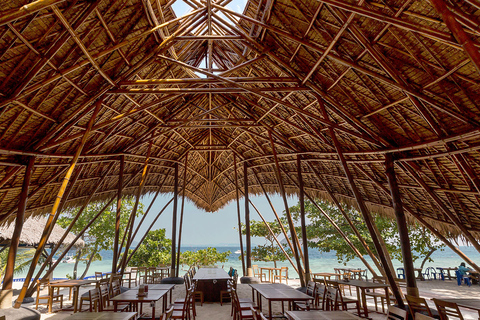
[171, 163, 179, 277]
[244, 162, 252, 276]
[28, 162, 115, 296]
[15, 101, 101, 308]
[429, 0, 480, 75]
[297, 155, 310, 283]
[113, 156, 124, 274]
[176, 154, 188, 274]
[269, 133, 305, 287]
[330, 132, 404, 307]
[2, 157, 35, 304]
[234, 155, 246, 276]
[385, 154, 418, 297]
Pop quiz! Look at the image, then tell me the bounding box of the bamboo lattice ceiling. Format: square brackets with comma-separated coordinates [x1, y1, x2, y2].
[0, 0, 480, 238]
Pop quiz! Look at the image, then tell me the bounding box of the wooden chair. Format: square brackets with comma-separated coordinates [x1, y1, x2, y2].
[273, 267, 288, 284]
[88, 288, 101, 312]
[415, 313, 436, 320]
[95, 271, 104, 280]
[35, 279, 63, 310]
[433, 299, 464, 320]
[325, 287, 361, 316]
[405, 295, 435, 320]
[387, 305, 407, 320]
[232, 288, 257, 320]
[293, 281, 316, 310]
[252, 265, 266, 282]
[220, 272, 237, 306]
[170, 287, 194, 320]
[123, 270, 136, 288]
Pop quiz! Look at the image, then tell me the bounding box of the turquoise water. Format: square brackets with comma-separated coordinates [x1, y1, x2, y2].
[12, 245, 480, 280]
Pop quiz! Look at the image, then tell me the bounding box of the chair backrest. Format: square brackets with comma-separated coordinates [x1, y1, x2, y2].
[281, 267, 288, 276]
[387, 306, 407, 320]
[98, 283, 110, 309]
[325, 287, 338, 311]
[415, 313, 436, 320]
[88, 288, 101, 312]
[305, 281, 316, 296]
[314, 283, 326, 309]
[433, 299, 464, 320]
[95, 272, 103, 280]
[405, 295, 433, 319]
[111, 279, 122, 297]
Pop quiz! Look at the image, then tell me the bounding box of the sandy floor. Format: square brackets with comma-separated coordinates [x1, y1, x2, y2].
[8, 277, 480, 320]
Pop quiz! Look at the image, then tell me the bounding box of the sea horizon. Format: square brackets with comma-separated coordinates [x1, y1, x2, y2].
[11, 245, 480, 281]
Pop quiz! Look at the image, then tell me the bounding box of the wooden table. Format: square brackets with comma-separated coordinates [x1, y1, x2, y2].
[193, 267, 231, 302]
[327, 279, 390, 318]
[65, 312, 137, 320]
[312, 273, 341, 282]
[286, 311, 363, 320]
[110, 289, 167, 320]
[435, 298, 480, 318]
[260, 267, 281, 283]
[134, 283, 175, 306]
[249, 283, 313, 320]
[48, 279, 98, 313]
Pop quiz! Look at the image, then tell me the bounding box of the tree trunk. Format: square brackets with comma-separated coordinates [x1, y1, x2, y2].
[73, 248, 82, 279]
[420, 248, 436, 270]
[80, 248, 97, 279]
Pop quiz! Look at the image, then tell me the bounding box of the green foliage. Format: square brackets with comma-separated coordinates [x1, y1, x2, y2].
[180, 247, 231, 267]
[58, 198, 141, 278]
[289, 199, 445, 266]
[0, 248, 36, 280]
[239, 220, 291, 267]
[127, 229, 171, 267]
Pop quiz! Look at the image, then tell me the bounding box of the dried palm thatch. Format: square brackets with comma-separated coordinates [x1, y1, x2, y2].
[0, 0, 479, 244]
[0, 216, 84, 247]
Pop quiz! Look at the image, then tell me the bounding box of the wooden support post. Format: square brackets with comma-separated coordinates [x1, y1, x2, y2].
[171, 163, 179, 277]
[429, 0, 480, 75]
[385, 154, 418, 297]
[244, 162, 252, 276]
[28, 162, 115, 296]
[176, 154, 188, 274]
[330, 131, 404, 307]
[269, 133, 305, 287]
[125, 198, 174, 267]
[307, 163, 381, 277]
[113, 156, 124, 274]
[297, 155, 310, 283]
[234, 154, 246, 276]
[15, 101, 101, 308]
[120, 140, 152, 274]
[1, 156, 35, 306]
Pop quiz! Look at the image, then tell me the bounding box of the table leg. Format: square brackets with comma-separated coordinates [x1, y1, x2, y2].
[48, 286, 53, 313]
[361, 288, 368, 318]
[151, 302, 155, 320]
[269, 300, 272, 320]
[384, 287, 390, 314]
[73, 287, 79, 313]
[114, 301, 118, 312]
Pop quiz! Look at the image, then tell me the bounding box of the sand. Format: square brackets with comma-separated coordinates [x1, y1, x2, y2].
[8, 277, 480, 320]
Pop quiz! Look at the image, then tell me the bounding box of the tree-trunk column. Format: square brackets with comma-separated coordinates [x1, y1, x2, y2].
[297, 155, 310, 283]
[113, 156, 124, 274]
[1, 157, 35, 308]
[385, 154, 418, 297]
[244, 162, 252, 276]
[171, 163, 178, 277]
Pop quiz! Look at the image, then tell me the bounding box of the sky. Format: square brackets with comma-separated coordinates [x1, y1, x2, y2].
[133, 193, 299, 247]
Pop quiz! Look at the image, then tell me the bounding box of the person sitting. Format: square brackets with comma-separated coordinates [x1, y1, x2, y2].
[458, 262, 471, 276]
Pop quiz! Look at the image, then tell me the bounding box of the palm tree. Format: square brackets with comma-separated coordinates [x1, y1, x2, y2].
[0, 248, 36, 281]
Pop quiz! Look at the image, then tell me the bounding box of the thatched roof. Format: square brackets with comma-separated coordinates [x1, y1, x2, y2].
[0, 216, 84, 247]
[0, 0, 479, 240]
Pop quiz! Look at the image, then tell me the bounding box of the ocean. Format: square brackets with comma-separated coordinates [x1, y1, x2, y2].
[13, 245, 480, 280]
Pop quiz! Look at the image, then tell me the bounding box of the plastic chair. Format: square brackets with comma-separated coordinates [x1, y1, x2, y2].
[455, 270, 471, 286]
[397, 268, 405, 279]
[436, 268, 445, 281]
[428, 267, 437, 280]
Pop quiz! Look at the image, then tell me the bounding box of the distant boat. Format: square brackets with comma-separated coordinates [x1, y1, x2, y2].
[62, 255, 75, 263]
[235, 250, 241, 254]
